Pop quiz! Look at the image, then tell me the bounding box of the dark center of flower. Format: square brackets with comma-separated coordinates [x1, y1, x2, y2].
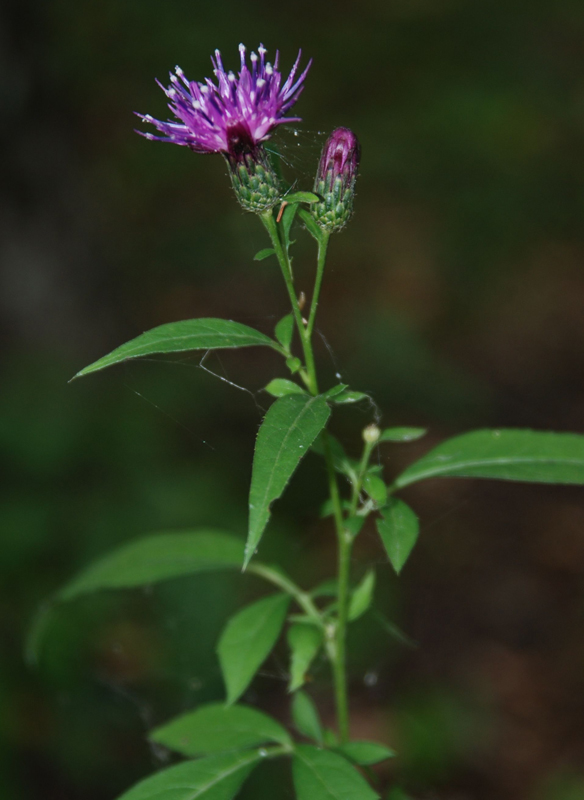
[226, 122, 256, 160]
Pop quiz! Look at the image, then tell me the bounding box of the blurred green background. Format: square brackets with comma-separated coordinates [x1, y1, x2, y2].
[2, 1, 584, 798]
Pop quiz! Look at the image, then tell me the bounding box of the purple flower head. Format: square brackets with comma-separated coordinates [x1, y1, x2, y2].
[313, 127, 361, 233]
[316, 127, 360, 192]
[136, 43, 311, 157]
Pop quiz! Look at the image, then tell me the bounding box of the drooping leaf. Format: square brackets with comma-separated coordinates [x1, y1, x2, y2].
[298, 207, 324, 242]
[287, 624, 323, 692]
[115, 749, 264, 800]
[283, 191, 321, 205]
[376, 500, 419, 575]
[310, 578, 338, 598]
[323, 384, 349, 399]
[394, 429, 584, 489]
[150, 702, 292, 757]
[281, 203, 299, 250]
[331, 390, 370, 405]
[292, 745, 379, 800]
[73, 319, 281, 379]
[217, 594, 290, 705]
[362, 474, 388, 506]
[348, 570, 376, 622]
[245, 395, 331, 568]
[380, 427, 427, 443]
[291, 691, 323, 744]
[58, 531, 245, 601]
[254, 248, 276, 261]
[264, 379, 307, 398]
[275, 314, 294, 350]
[312, 434, 357, 482]
[336, 741, 396, 765]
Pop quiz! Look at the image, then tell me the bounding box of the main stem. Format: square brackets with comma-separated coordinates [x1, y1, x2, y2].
[261, 210, 351, 743]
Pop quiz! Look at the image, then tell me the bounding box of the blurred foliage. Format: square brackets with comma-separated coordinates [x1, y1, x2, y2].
[2, 0, 584, 798]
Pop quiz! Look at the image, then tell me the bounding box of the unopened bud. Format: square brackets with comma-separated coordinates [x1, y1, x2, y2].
[362, 424, 380, 445]
[224, 133, 281, 213]
[312, 127, 360, 233]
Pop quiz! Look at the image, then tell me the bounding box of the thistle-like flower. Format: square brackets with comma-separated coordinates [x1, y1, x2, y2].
[136, 44, 311, 212]
[312, 127, 361, 232]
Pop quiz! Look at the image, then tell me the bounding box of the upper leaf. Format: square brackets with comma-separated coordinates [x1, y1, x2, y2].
[246, 395, 331, 568]
[376, 500, 419, 575]
[336, 741, 396, 765]
[394, 429, 584, 489]
[264, 379, 307, 398]
[73, 318, 281, 379]
[348, 570, 376, 622]
[57, 532, 245, 601]
[292, 745, 379, 800]
[115, 749, 264, 800]
[150, 702, 292, 757]
[274, 314, 295, 350]
[380, 427, 427, 443]
[217, 594, 290, 705]
[287, 624, 323, 693]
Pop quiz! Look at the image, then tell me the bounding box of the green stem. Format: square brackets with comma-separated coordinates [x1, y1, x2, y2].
[349, 440, 375, 517]
[260, 208, 350, 742]
[306, 233, 330, 339]
[261, 211, 318, 394]
[248, 563, 325, 631]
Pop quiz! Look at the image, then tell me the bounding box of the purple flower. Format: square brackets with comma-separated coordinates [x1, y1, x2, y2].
[136, 43, 311, 157]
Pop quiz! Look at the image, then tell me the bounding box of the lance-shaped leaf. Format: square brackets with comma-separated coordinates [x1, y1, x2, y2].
[245, 395, 331, 568]
[73, 318, 281, 379]
[348, 570, 376, 622]
[336, 741, 396, 766]
[291, 690, 323, 744]
[394, 429, 584, 489]
[150, 703, 292, 757]
[377, 500, 419, 575]
[292, 745, 379, 800]
[217, 594, 290, 705]
[115, 749, 264, 800]
[57, 531, 245, 601]
[287, 624, 323, 692]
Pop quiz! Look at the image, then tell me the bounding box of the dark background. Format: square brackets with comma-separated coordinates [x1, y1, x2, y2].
[2, 1, 584, 798]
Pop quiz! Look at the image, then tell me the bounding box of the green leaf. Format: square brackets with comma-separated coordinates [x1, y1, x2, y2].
[331, 390, 370, 405]
[345, 516, 366, 539]
[275, 314, 294, 350]
[281, 203, 299, 249]
[73, 319, 281, 379]
[376, 500, 419, 575]
[58, 531, 245, 601]
[150, 702, 292, 757]
[115, 749, 264, 800]
[287, 624, 323, 692]
[286, 356, 302, 374]
[254, 248, 276, 261]
[362, 474, 388, 506]
[348, 570, 376, 622]
[218, 594, 290, 705]
[291, 691, 323, 745]
[336, 741, 396, 766]
[293, 745, 379, 800]
[312, 434, 357, 482]
[386, 789, 413, 800]
[323, 384, 349, 399]
[298, 207, 324, 242]
[394, 429, 584, 489]
[371, 609, 417, 649]
[319, 498, 351, 518]
[245, 395, 331, 567]
[264, 379, 307, 398]
[380, 427, 427, 443]
[283, 191, 321, 204]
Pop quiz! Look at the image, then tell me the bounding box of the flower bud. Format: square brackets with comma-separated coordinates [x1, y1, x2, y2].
[224, 131, 281, 213]
[312, 127, 360, 233]
[362, 424, 381, 445]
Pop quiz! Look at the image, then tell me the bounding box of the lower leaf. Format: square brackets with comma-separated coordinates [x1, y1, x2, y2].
[292, 745, 379, 800]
